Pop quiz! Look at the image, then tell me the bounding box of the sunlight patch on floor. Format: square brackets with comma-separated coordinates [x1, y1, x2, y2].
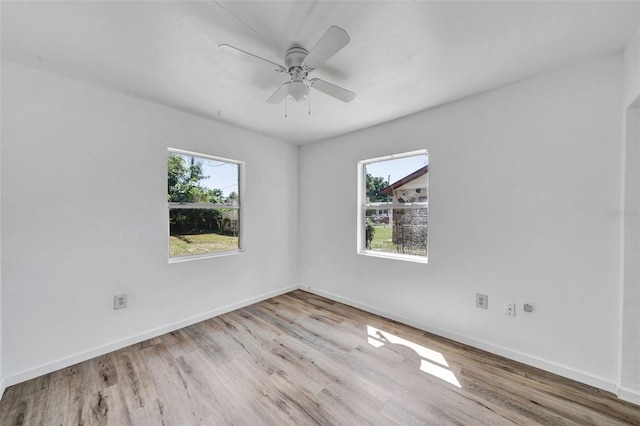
[367, 325, 461, 388]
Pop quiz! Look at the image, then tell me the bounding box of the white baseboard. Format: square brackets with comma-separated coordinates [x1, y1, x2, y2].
[619, 386, 640, 405]
[300, 286, 618, 395]
[3, 285, 297, 390]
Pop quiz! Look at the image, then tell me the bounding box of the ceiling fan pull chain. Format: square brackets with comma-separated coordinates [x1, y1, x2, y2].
[285, 94, 288, 118]
[308, 88, 311, 115]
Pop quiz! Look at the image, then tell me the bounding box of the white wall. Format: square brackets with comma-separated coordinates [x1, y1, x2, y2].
[299, 55, 624, 391]
[1, 62, 299, 384]
[624, 20, 640, 109]
[621, 16, 640, 404]
[0, 63, 3, 398]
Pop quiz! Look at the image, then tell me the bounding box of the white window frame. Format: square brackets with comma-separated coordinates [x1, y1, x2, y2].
[168, 148, 244, 263]
[357, 149, 429, 264]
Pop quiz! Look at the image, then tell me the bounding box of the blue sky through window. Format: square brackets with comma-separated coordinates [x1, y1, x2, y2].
[366, 154, 428, 186]
[200, 158, 238, 197]
[177, 154, 238, 197]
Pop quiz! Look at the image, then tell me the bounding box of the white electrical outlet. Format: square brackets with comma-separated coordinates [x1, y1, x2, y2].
[476, 293, 488, 309]
[114, 294, 127, 310]
[505, 303, 516, 316]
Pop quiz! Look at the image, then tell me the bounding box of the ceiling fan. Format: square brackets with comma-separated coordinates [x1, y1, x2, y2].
[219, 26, 356, 110]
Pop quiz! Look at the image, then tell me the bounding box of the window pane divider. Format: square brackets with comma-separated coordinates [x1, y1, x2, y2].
[168, 202, 239, 210]
[363, 203, 428, 209]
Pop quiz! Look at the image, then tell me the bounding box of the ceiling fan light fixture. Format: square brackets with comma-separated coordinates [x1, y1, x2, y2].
[287, 80, 308, 102]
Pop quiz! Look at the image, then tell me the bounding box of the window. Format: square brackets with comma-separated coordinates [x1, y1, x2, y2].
[168, 148, 242, 261]
[358, 150, 429, 262]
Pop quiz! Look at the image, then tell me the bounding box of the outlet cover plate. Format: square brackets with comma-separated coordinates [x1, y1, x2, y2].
[114, 294, 127, 310]
[505, 303, 516, 316]
[476, 293, 488, 309]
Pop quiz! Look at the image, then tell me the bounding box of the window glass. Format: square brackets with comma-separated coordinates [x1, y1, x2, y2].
[168, 150, 241, 259]
[360, 151, 428, 261]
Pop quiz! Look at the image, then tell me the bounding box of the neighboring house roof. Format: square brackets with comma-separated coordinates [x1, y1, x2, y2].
[381, 165, 429, 195]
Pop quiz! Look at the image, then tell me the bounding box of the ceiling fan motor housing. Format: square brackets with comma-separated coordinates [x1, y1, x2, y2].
[285, 47, 309, 71]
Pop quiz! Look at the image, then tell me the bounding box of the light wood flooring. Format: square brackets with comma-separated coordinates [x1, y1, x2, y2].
[1, 290, 639, 425]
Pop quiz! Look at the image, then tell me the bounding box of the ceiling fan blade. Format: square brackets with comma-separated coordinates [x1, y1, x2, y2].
[302, 26, 350, 69]
[219, 44, 286, 73]
[309, 78, 356, 102]
[267, 82, 289, 104]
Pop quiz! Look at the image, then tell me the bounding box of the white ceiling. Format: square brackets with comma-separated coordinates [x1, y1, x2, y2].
[2, 1, 639, 145]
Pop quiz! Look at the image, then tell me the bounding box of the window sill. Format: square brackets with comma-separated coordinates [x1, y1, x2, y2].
[168, 249, 243, 264]
[358, 249, 428, 264]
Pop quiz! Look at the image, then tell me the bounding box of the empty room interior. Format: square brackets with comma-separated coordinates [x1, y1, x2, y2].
[2, 0, 640, 424]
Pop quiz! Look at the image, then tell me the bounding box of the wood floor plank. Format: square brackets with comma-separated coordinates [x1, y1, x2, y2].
[129, 398, 170, 426]
[1, 289, 639, 425]
[0, 374, 51, 426]
[83, 384, 134, 426]
[0, 393, 49, 426]
[264, 371, 338, 425]
[86, 352, 119, 394]
[43, 362, 89, 426]
[159, 328, 199, 359]
[138, 343, 208, 425]
[114, 347, 159, 413]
